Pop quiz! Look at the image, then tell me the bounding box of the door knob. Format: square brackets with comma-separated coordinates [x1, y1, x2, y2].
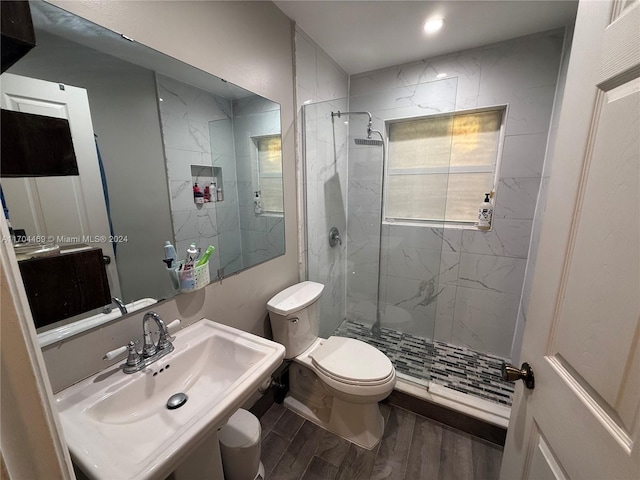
[501, 362, 535, 390]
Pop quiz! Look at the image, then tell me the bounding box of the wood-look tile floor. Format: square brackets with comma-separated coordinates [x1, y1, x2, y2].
[259, 402, 503, 480]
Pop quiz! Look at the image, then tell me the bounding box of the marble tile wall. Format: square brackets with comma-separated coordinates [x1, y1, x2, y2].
[159, 75, 284, 278]
[157, 74, 235, 278]
[509, 25, 574, 364]
[345, 29, 565, 359]
[232, 95, 284, 272]
[295, 27, 350, 337]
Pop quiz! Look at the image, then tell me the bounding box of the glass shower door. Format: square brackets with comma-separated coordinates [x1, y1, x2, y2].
[303, 97, 349, 338]
[344, 78, 457, 387]
[303, 75, 458, 390]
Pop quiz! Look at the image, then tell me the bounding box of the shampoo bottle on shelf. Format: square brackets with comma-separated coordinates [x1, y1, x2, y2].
[193, 183, 204, 204]
[477, 192, 493, 230]
[211, 182, 217, 202]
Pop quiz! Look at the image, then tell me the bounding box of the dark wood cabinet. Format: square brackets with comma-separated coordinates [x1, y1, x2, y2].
[1, 109, 79, 177]
[18, 248, 112, 329]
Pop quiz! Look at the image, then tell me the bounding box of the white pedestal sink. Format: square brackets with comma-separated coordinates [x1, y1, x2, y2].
[55, 318, 285, 480]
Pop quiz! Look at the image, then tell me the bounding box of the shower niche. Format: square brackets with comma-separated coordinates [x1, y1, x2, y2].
[191, 165, 223, 205]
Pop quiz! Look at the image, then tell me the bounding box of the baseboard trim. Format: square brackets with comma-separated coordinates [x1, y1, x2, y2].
[396, 378, 511, 427]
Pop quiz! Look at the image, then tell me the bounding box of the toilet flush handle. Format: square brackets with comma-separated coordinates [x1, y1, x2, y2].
[289, 317, 299, 324]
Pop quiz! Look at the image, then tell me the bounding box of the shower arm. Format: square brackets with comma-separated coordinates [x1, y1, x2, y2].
[331, 110, 373, 138]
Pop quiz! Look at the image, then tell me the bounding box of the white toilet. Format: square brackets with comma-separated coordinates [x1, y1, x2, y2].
[267, 281, 396, 450]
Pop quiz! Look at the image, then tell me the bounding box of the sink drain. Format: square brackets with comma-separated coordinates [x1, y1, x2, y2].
[166, 392, 188, 410]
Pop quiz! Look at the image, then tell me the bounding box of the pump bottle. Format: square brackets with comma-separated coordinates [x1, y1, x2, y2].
[477, 193, 493, 230]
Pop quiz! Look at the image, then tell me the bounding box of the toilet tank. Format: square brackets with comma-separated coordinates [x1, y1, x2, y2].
[266, 281, 324, 359]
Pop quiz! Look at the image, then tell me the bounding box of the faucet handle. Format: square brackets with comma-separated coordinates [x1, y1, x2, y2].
[103, 345, 127, 361]
[166, 319, 181, 333]
[104, 340, 142, 370]
[125, 341, 142, 368]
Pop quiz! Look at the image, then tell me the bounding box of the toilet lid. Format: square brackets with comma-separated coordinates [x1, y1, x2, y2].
[266, 281, 324, 315]
[310, 336, 393, 383]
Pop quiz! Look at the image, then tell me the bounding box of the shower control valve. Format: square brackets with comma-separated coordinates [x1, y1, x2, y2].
[329, 227, 342, 247]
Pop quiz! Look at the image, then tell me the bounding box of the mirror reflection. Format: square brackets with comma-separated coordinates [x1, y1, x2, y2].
[1, 1, 284, 343]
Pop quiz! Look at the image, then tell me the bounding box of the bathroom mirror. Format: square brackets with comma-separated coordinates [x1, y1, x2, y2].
[1, 1, 284, 344]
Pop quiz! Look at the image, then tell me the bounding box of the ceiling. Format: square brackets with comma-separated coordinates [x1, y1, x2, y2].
[274, 1, 578, 75]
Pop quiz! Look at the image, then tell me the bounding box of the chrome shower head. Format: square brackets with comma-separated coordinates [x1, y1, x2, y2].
[354, 138, 383, 146]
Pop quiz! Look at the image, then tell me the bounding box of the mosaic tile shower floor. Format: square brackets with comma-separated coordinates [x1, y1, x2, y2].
[333, 319, 515, 406]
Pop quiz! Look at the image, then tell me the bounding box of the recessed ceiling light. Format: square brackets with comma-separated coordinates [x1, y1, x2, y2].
[423, 17, 444, 34]
[436, 73, 447, 79]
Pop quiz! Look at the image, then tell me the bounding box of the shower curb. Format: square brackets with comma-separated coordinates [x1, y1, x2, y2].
[385, 388, 508, 447]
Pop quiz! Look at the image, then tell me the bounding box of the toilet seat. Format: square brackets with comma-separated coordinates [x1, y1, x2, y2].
[310, 336, 394, 386]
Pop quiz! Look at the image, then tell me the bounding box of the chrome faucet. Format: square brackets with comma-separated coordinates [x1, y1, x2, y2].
[142, 311, 171, 357]
[103, 297, 128, 315]
[122, 311, 175, 374]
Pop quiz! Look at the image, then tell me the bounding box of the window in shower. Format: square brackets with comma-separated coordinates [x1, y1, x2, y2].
[385, 106, 505, 225]
[255, 135, 283, 214]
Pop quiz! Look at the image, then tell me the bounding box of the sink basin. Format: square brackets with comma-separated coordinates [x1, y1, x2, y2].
[55, 318, 285, 480]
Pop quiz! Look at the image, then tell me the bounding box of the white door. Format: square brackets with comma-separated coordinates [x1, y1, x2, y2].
[500, 1, 640, 478]
[1, 73, 121, 298]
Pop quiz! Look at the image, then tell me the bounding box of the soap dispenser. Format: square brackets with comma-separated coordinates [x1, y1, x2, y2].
[254, 191, 263, 215]
[477, 192, 493, 230]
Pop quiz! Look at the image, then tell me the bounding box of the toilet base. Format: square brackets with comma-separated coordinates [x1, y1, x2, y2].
[256, 462, 265, 480]
[283, 394, 385, 450]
